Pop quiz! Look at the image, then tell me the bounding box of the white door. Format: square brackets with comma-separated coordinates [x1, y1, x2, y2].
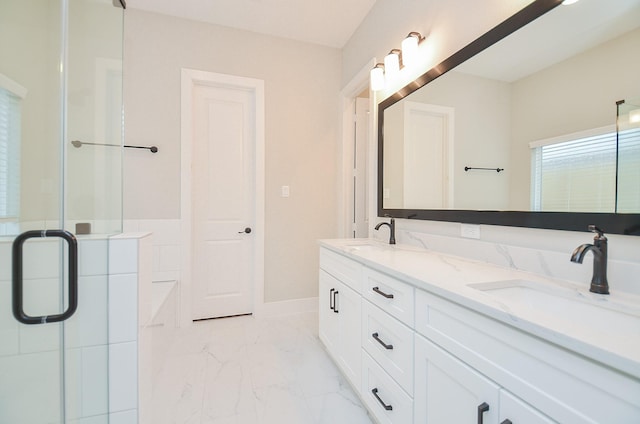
[403, 101, 454, 209]
[191, 82, 255, 320]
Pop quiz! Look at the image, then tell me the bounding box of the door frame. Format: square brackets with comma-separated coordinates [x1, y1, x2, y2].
[180, 68, 265, 326]
[339, 58, 376, 237]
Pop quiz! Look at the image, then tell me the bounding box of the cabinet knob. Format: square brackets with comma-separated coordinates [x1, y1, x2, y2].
[477, 402, 490, 424]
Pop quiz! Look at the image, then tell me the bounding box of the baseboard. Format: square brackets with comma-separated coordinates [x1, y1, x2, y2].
[256, 296, 319, 317]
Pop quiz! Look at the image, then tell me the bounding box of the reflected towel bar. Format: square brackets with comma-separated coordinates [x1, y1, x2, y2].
[71, 139, 158, 153]
[465, 166, 504, 172]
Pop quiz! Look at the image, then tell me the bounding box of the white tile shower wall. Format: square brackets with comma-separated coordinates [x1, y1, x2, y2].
[0, 233, 150, 423]
[0, 234, 144, 423]
[382, 220, 640, 297]
[124, 219, 181, 283]
[108, 232, 153, 423]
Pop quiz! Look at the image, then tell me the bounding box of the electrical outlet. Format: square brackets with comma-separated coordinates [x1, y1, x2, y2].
[461, 223, 481, 239]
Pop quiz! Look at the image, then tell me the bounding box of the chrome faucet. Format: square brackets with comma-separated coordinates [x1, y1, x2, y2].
[375, 216, 396, 245]
[570, 225, 609, 295]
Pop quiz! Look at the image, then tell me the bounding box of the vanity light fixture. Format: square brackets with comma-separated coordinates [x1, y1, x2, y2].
[370, 31, 425, 91]
[370, 63, 385, 91]
[384, 49, 402, 79]
[630, 109, 640, 124]
[401, 32, 425, 67]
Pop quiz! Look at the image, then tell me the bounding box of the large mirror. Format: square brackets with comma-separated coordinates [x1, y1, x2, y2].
[378, 0, 640, 234]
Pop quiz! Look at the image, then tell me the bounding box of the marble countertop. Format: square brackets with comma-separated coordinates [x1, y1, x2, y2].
[319, 238, 640, 379]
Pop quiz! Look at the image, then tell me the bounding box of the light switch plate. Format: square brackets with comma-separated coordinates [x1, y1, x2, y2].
[281, 185, 290, 197]
[461, 223, 481, 239]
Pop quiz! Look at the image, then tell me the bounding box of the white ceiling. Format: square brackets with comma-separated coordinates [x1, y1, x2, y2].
[457, 0, 640, 82]
[125, 0, 377, 48]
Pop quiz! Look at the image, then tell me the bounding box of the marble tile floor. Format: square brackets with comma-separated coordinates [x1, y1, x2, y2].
[150, 311, 374, 424]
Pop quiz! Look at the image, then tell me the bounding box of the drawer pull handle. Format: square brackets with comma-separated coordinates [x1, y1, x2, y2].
[477, 402, 490, 424]
[333, 290, 339, 313]
[372, 332, 393, 350]
[372, 286, 394, 299]
[371, 388, 393, 411]
[329, 288, 335, 310]
[500, 420, 512, 424]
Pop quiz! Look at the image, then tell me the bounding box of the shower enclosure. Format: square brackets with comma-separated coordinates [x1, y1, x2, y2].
[0, 0, 124, 423]
[617, 98, 640, 214]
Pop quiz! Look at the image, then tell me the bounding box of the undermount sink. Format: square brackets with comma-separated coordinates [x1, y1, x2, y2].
[468, 280, 640, 340]
[344, 241, 386, 251]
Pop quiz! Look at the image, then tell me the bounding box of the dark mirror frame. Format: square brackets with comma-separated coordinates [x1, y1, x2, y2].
[377, 0, 640, 236]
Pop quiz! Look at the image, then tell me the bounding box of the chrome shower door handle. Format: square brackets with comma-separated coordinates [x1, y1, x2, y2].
[12, 230, 79, 325]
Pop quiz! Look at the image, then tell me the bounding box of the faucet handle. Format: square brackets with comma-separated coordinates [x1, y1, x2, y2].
[588, 225, 606, 240]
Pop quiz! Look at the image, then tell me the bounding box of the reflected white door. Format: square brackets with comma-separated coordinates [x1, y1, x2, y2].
[403, 101, 454, 208]
[191, 82, 255, 320]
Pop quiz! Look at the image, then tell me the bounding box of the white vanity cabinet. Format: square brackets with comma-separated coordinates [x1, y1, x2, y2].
[319, 249, 362, 389]
[414, 289, 640, 423]
[318, 241, 640, 424]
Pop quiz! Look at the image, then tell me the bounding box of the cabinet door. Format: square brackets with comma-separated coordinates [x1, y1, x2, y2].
[335, 280, 362, 388]
[500, 390, 556, 424]
[319, 270, 339, 356]
[415, 334, 499, 423]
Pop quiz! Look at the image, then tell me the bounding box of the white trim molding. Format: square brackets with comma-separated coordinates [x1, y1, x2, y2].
[339, 58, 376, 238]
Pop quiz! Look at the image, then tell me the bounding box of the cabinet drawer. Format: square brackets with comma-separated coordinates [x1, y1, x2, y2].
[319, 248, 362, 292]
[362, 351, 413, 424]
[362, 300, 414, 395]
[362, 268, 414, 326]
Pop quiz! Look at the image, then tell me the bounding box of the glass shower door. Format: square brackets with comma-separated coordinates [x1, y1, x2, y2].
[0, 0, 123, 423]
[0, 1, 69, 422]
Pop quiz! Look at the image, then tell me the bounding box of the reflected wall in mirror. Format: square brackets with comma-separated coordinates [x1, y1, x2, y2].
[378, 0, 640, 234]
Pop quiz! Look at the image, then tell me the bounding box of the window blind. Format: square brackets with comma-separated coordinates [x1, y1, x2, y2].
[530, 130, 617, 212]
[0, 86, 21, 218]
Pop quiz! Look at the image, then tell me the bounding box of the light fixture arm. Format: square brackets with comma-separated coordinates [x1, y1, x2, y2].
[406, 31, 425, 42]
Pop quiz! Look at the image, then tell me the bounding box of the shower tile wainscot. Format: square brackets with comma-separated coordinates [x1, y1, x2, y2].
[0, 232, 152, 424]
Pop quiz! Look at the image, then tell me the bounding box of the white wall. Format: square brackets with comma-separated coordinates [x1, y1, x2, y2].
[123, 11, 342, 303]
[342, 0, 640, 291]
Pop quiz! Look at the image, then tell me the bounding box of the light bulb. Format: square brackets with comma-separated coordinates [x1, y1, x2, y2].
[401, 33, 421, 68]
[630, 109, 640, 124]
[370, 65, 385, 91]
[384, 51, 400, 79]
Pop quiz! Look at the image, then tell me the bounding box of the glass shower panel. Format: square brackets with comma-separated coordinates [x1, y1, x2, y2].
[67, 0, 123, 236]
[0, 0, 123, 423]
[617, 98, 640, 213]
[63, 1, 124, 421]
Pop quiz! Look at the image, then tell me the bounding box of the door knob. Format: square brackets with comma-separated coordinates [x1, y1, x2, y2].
[239, 227, 252, 234]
